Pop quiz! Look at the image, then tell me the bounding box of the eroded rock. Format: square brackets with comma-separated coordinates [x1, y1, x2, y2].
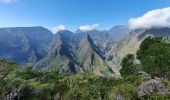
[137, 77, 169, 97]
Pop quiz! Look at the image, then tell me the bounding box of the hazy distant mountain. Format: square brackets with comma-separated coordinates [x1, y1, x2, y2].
[109, 27, 170, 68]
[75, 25, 130, 53]
[35, 31, 115, 77]
[108, 25, 131, 41]
[0, 26, 54, 66]
[76, 30, 114, 53]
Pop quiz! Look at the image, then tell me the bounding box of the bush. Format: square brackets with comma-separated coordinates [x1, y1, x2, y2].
[137, 37, 170, 79]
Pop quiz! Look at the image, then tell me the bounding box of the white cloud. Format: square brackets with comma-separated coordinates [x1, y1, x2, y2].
[0, 0, 17, 4]
[128, 7, 170, 29]
[57, 25, 65, 30]
[79, 24, 99, 31]
[52, 25, 66, 33]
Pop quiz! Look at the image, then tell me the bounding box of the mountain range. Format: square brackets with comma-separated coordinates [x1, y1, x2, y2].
[0, 25, 170, 77]
[0, 26, 54, 66]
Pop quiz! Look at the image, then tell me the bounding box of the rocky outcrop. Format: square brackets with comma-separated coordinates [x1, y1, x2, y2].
[3, 89, 20, 100]
[137, 77, 169, 97]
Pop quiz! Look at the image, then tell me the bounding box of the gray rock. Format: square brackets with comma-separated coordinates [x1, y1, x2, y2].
[115, 95, 124, 100]
[137, 77, 169, 97]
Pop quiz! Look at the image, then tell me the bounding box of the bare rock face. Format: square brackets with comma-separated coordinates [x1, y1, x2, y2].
[35, 32, 115, 77]
[0, 26, 54, 66]
[137, 77, 169, 97]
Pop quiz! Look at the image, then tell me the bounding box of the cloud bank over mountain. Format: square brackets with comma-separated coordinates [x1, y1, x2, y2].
[52, 25, 65, 33]
[129, 7, 170, 29]
[79, 24, 99, 31]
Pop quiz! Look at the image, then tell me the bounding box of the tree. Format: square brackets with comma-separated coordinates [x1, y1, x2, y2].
[120, 54, 137, 77]
[137, 36, 163, 60]
[137, 37, 170, 79]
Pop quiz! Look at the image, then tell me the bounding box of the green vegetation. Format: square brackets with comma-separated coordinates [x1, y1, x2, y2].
[0, 61, 130, 100]
[137, 37, 170, 79]
[1, 36, 170, 100]
[120, 54, 139, 77]
[118, 36, 170, 99]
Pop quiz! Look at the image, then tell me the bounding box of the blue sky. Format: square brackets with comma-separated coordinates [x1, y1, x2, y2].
[0, 0, 170, 32]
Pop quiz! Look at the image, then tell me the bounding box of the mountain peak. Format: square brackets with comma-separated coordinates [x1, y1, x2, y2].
[35, 31, 114, 76]
[0, 27, 54, 65]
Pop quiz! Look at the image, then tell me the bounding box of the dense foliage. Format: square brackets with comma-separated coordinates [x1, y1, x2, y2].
[137, 36, 170, 79]
[119, 36, 170, 99]
[0, 61, 136, 100]
[120, 54, 142, 77]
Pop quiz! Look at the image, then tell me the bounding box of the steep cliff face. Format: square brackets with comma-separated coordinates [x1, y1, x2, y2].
[35, 31, 115, 77]
[108, 25, 131, 41]
[76, 30, 114, 53]
[3, 26, 170, 77]
[74, 34, 113, 76]
[107, 27, 170, 69]
[0, 26, 54, 66]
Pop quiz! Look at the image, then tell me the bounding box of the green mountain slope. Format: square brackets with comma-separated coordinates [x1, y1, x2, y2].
[107, 27, 170, 69]
[0, 26, 54, 66]
[35, 31, 115, 77]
